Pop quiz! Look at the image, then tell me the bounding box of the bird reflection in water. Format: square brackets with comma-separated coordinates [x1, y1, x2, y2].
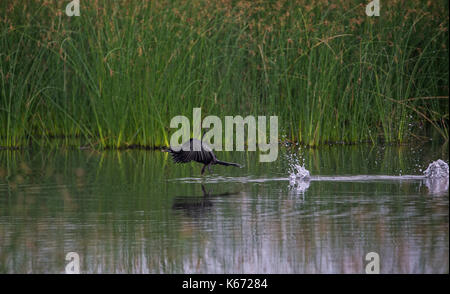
[172, 184, 240, 216]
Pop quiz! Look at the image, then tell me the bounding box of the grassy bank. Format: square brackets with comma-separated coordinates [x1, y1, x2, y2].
[0, 0, 448, 149]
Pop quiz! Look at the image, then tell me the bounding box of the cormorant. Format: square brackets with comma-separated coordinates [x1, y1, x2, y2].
[163, 133, 242, 175]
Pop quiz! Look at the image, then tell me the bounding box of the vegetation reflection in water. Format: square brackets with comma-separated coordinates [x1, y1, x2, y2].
[0, 144, 448, 273]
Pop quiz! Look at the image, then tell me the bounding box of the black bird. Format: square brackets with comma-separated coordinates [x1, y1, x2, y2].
[163, 132, 242, 175]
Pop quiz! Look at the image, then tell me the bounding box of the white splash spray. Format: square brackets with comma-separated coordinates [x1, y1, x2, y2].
[287, 153, 311, 194]
[423, 159, 449, 179]
[423, 159, 449, 195]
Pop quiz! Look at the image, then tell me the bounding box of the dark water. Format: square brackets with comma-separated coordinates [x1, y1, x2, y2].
[0, 144, 448, 273]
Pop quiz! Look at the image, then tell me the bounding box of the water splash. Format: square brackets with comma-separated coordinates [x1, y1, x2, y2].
[172, 157, 448, 196]
[289, 176, 310, 195]
[423, 159, 449, 179]
[423, 160, 449, 195]
[287, 157, 449, 196]
[287, 154, 310, 194]
[286, 152, 309, 179]
[288, 163, 310, 181]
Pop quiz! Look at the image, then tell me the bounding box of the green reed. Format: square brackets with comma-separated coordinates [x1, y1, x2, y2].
[0, 0, 448, 149]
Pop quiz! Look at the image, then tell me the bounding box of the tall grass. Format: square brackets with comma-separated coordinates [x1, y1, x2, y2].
[0, 0, 448, 149]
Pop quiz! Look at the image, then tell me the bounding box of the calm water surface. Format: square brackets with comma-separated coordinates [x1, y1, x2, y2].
[0, 144, 448, 273]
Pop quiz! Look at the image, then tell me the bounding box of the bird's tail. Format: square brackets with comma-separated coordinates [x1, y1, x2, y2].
[216, 160, 242, 168]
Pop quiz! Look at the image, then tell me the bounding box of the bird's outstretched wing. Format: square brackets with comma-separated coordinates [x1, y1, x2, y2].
[169, 139, 215, 164]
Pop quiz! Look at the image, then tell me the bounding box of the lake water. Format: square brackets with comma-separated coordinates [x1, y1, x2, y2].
[0, 144, 448, 273]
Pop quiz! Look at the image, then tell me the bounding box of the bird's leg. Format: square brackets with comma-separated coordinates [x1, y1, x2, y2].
[201, 184, 210, 197]
[201, 164, 206, 175]
[207, 164, 212, 174]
